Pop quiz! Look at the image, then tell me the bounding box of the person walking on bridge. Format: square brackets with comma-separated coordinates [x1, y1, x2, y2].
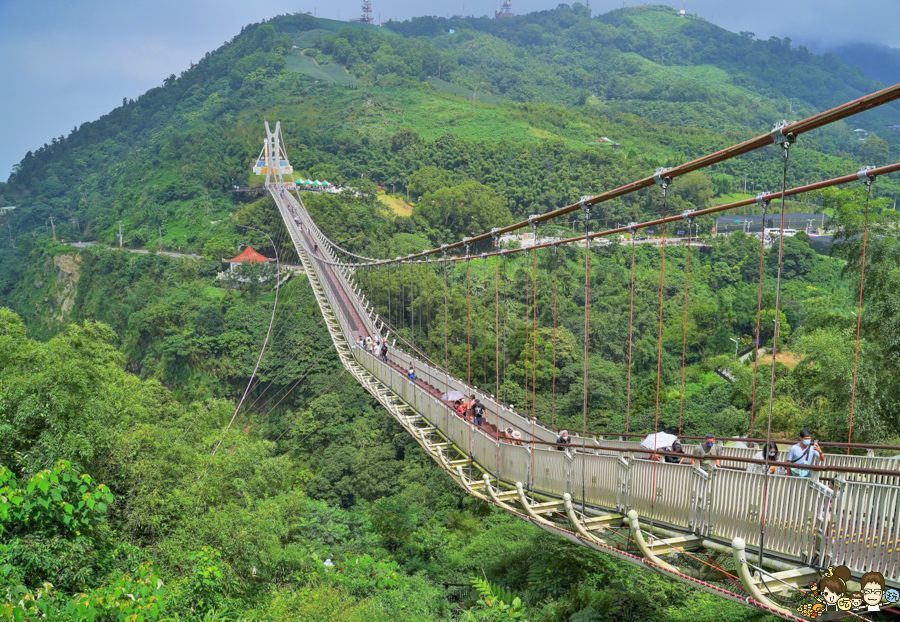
[466, 394, 477, 423]
[787, 429, 823, 477]
[472, 398, 485, 427]
[692, 433, 721, 469]
[556, 430, 571, 451]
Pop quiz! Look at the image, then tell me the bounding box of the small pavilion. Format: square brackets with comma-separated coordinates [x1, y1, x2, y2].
[224, 247, 273, 272]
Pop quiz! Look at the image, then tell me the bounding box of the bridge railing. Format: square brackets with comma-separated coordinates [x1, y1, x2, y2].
[283, 185, 900, 584]
[820, 478, 900, 579]
[352, 335, 900, 579]
[704, 469, 828, 564]
[577, 438, 900, 481]
[381, 341, 559, 444]
[625, 460, 698, 531]
[575, 451, 625, 512]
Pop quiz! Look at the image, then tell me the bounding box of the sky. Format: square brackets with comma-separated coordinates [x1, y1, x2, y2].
[1, 0, 899, 183]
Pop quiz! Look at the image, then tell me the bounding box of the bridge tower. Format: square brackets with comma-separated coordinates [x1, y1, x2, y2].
[262, 121, 293, 185]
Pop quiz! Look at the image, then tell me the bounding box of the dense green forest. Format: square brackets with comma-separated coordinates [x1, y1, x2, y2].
[0, 4, 898, 621]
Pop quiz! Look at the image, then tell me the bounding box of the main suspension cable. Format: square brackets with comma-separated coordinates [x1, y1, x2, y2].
[306, 162, 900, 271]
[309, 84, 900, 265]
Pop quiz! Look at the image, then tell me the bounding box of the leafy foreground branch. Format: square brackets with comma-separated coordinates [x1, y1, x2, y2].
[0, 461, 164, 622]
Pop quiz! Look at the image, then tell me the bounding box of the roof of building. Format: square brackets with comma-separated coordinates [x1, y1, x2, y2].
[226, 247, 272, 263]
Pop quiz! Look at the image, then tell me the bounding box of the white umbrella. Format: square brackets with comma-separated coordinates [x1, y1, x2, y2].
[441, 390, 466, 401]
[641, 432, 679, 451]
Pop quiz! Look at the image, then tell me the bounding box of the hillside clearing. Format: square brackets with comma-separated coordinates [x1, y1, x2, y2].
[378, 193, 413, 216]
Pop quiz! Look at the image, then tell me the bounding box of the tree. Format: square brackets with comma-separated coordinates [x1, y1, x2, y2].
[203, 237, 236, 261]
[769, 234, 817, 279]
[675, 171, 713, 210]
[390, 128, 421, 153]
[413, 181, 513, 242]
[407, 166, 453, 200]
[858, 134, 890, 165]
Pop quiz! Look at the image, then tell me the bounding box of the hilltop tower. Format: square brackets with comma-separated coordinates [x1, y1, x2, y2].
[495, 0, 513, 18]
[360, 0, 373, 23]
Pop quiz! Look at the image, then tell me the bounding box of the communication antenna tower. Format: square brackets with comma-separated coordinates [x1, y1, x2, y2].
[360, 0, 373, 23]
[495, 0, 513, 18]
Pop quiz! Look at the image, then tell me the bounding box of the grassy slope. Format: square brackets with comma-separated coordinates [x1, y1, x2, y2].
[377, 193, 413, 216]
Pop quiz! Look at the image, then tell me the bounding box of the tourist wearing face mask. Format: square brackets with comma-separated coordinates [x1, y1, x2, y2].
[748, 440, 786, 475]
[786, 428, 824, 477]
[691, 433, 721, 469]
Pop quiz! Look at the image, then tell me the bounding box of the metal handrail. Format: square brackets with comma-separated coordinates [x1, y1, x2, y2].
[575, 431, 900, 452]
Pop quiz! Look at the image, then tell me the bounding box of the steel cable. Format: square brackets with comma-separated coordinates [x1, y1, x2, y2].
[758, 136, 794, 567]
[847, 174, 874, 450]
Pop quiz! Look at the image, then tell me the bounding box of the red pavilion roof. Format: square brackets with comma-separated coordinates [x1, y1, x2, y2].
[225, 246, 272, 263]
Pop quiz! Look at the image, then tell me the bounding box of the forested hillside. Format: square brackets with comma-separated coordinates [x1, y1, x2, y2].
[0, 4, 898, 620]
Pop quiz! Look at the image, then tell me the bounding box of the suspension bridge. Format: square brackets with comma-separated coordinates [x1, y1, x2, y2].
[252, 83, 900, 619]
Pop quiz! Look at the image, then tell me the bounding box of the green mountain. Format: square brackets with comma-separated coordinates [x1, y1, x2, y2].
[2, 6, 897, 257]
[0, 6, 898, 621]
[830, 41, 900, 90]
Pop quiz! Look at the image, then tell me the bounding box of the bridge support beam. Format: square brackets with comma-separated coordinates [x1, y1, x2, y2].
[515, 482, 555, 526]
[731, 537, 789, 614]
[456, 466, 490, 502]
[642, 523, 798, 574]
[564, 493, 611, 545]
[625, 510, 677, 572]
[483, 474, 518, 511]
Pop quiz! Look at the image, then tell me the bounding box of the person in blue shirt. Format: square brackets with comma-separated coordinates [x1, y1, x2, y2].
[786, 428, 824, 477]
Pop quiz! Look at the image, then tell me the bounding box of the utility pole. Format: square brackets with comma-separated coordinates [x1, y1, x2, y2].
[159, 226, 163, 254]
[118, 221, 123, 249]
[49, 216, 56, 241]
[7, 222, 14, 248]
